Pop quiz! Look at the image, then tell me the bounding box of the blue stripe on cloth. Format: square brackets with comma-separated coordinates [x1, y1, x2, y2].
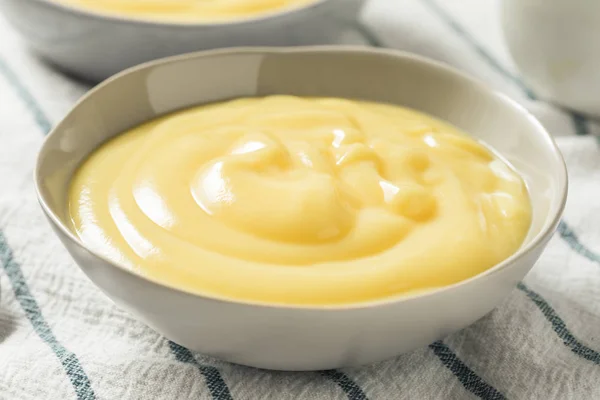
[168, 341, 233, 400]
[570, 113, 591, 136]
[354, 23, 384, 47]
[0, 58, 52, 134]
[0, 230, 96, 399]
[558, 221, 600, 265]
[517, 283, 600, 365]
[419, 0, 590, 136]
[319, 370, 369, 400]
[429, 341, 506, 400]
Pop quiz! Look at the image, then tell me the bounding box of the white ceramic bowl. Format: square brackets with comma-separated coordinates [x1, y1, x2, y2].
[502, 0, 600, 118]
[35, 47, 567, 371]
[0, 0, 364, 81]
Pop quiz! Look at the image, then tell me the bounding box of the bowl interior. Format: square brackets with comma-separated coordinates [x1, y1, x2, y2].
[26, 0, 335, 26]
[36, 47, 566, 273]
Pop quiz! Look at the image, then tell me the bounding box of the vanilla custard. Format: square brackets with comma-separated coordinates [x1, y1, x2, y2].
[68, 96, 531, 305]
[55, 0, 315, 22]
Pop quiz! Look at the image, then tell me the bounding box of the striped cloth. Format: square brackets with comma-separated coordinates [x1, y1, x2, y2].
[1, 0, 599, 399]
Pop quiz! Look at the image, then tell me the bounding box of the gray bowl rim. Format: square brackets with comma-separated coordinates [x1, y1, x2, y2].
[34, 45, 569, 311]
[24, 0, 338, 27]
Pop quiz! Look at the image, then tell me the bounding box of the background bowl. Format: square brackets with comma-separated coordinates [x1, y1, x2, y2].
[0, 0, 365, 82]
[35, 47, 567, 371]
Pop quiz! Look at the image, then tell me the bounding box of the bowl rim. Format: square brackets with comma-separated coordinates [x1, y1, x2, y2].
[24, 0, 337, 27]
[34, 45, 568, 311]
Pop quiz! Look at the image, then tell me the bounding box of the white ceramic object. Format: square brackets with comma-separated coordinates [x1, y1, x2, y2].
[35, 47, 567, 371]
[0, 0, 364, 82]
[502, 0, 600, 118]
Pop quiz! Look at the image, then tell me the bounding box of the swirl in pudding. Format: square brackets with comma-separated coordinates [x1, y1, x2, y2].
[68, 96, 531, 305]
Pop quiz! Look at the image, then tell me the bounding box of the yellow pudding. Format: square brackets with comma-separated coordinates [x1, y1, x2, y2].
[68, 96, 531, 305]
[54, 0, 315, 22]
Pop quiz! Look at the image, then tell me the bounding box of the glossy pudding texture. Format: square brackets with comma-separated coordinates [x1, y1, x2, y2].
[68, 96, 532, 305]
[53, 0, 316, 22]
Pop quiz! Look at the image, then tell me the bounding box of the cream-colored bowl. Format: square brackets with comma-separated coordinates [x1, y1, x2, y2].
[35, 47, 567, 371]
[0, 0, 364, 82]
